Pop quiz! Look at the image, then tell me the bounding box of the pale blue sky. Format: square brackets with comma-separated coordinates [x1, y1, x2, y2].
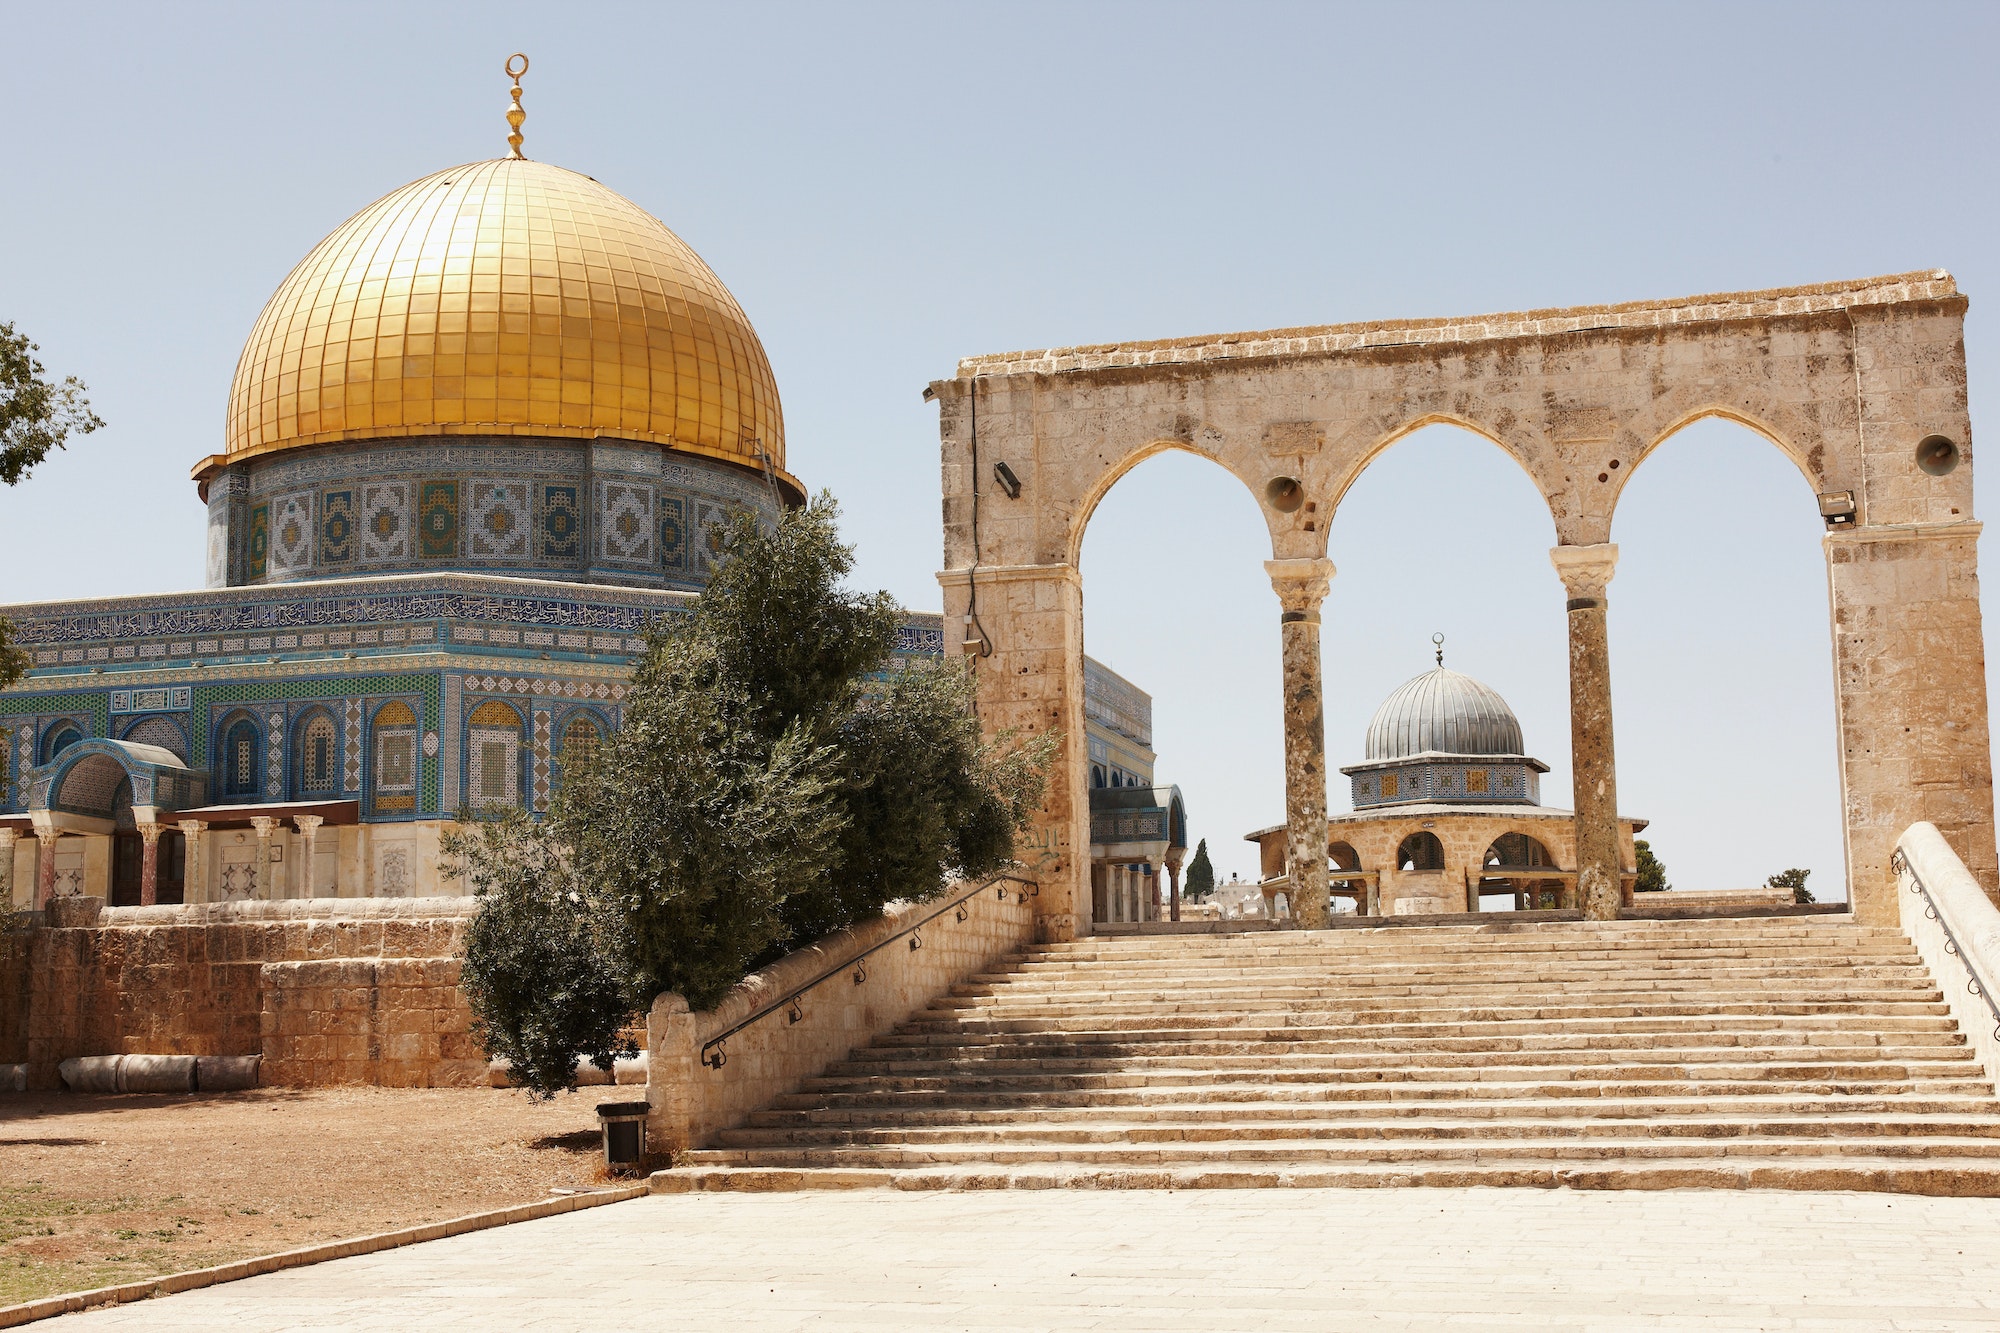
[5, 2, 1997, 895]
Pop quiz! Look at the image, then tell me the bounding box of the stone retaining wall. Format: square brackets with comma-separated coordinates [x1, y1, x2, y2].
[0, 898, 483, 1089]
[260, 957, 483, 1087]
[647, 880, 1037, 1153]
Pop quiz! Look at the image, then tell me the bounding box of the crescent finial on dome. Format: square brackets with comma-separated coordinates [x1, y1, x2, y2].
[505, 53, 529, 159]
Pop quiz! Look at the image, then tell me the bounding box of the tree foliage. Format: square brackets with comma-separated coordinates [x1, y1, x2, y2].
[1766, 867, 1814, 904]
[1633, 839, 1670, 893]
[1, 321, 102, 687]
[446, 811, 637, 1101]
[0, 617, 27, 691]
[449, 494, 1053, 1097]
[1183, 839, 1216, 901]
[2, 321, 102, 487]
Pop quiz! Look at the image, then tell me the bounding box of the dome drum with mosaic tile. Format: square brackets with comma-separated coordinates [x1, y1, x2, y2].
[196, 155, 799, 592]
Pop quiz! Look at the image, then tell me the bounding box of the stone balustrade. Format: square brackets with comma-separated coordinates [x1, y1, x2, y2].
[1896, 821, 2000, 1095]
[646, 879, 1037, 1156]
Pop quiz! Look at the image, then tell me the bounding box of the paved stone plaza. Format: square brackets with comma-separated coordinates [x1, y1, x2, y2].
[50, 1187, 2000, 1330]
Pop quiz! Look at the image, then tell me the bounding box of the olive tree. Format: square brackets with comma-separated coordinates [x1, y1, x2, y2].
[449, 494, 1052, 1096]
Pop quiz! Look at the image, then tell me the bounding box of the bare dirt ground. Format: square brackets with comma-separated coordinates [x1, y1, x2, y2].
[0, 1086, 614, 1308]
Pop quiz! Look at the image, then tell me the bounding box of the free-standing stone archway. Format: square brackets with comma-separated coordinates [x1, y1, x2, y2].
[929, 271, 1993, 937]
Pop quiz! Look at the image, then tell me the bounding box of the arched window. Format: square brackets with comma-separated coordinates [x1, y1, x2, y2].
[370, 701, 419, 814]
[297, 712, 338, 796]
[1329, 841, 1362, 872]
[1092, 765, 1106, 789]
[220, 717, 260, 799]
[467, 701, 523, 809]
[557, 715, 601, 790]
[41, 722, 82, 765]
[1397, 831, 1445, 871]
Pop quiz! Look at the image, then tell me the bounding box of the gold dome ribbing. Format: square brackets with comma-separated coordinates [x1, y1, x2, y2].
[220, 158, 789, 483]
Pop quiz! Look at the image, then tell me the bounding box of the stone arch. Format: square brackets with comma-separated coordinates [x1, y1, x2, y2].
[1602, 389, 1835, 542]
[935, 275, 1995, 929]
[1064, 438, 1274, 569]
[1322, 412, 1564, 541]
[1396, 830, 1446, 871]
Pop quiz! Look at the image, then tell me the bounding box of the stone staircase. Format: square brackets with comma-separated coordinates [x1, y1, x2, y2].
[659, 916, 2000, 1194]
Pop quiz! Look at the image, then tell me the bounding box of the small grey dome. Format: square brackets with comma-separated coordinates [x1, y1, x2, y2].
[1363, 668, 1525, 760]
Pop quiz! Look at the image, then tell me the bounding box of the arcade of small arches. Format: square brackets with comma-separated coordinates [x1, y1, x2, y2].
[932, 272, 1997, 936]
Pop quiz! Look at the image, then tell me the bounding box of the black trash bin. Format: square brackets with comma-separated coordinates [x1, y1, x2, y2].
[596, 1101, 650, 1175]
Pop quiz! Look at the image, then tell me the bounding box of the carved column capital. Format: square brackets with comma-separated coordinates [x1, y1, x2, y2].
[1264, 557, 1337, 621]
[176, 820, 206, 837]
[0, 828, 15, 851]
[1550, 543, 1619, 601]
[249, 816, 279, 838]
[137, 822, 162, 846]
[292, 815, 324, 837]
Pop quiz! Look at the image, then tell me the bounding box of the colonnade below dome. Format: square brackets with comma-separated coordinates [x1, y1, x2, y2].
[202, 436, 781, 592]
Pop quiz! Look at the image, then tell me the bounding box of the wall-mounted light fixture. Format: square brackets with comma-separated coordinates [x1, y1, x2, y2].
[992, 460, 1022, 499]
[1818, 490, 1857, 529]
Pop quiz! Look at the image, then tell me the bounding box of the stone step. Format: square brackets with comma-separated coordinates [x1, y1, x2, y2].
[734, 1106, 2000, 1138]
[801, 1064, 1988, 1094]
[1004, 936, 1910, 956]
[692, 1133, 2000, 1164]
[858, 1029, 1973, 1060]
[930, 986, 1947, 1018]
[898, 1004, 1956, 1039]
[990, 951, 1923, 978]
[955, 968, 1937, 996]
[950, 971, 1940, 997]
[878, 1017, 1967, 1052]
[827, 1048, 1980, 1078]
[765, 1089, 2000, 1118]
[667, 916, 2000, 1201]
[652, 1158, 2000, 1198]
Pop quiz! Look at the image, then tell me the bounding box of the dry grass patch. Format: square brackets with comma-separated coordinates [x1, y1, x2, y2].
[0, 1086, 612, 1307]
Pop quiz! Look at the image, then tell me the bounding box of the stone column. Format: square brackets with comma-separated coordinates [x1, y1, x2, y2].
[294, 815, 324, 899]
[1265, 557, 1336, 929]
[1166, 853, 1183, 923]
[1826, 522, 1999, 919]
[1551, 543, 1623, 920]
[138, 822, 161, 907]
[250, 816, 278, 900]
[936, 562, 1088, 942]
[33, 831, 58, 909]
[0, 829, 14, 909]
[178, 821, 206, 904]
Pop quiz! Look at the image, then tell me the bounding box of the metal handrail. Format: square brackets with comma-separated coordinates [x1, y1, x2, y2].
[699, 871, 1039, 1071]
[1894, 849, 2000, 1042]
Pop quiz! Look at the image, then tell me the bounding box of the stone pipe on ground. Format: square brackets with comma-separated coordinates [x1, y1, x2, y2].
[55, 1053, 261, 1093]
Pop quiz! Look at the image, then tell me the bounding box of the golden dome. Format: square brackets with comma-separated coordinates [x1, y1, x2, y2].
[215, 157, 792, 489]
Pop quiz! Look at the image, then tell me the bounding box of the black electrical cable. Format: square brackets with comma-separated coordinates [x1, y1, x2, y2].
[964, 379, 992, 658]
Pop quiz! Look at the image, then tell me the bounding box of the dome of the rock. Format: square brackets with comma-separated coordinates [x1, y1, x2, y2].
[1363, 667, 1526, 760]
[215, 157, 790, 489]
